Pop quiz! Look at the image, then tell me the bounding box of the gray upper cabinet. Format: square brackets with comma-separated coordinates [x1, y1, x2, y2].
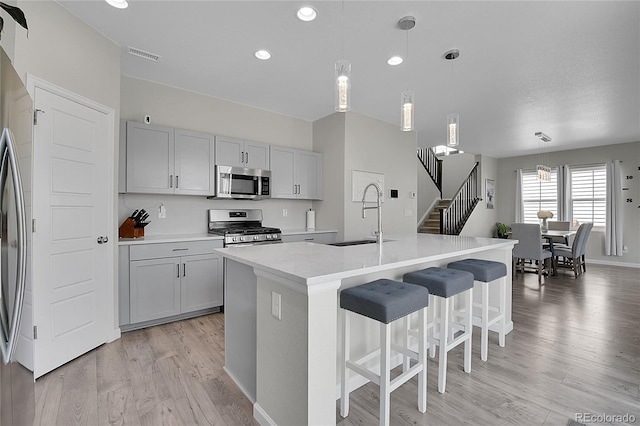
[174, 129, 215, 195]
[123, 121, 214, 195]
[270, 146, 323, 200]
[126, 121, 175, 194]
[215, 136, 270, 170]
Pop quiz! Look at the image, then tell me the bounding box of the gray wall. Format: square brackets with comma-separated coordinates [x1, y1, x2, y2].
[119, 76, 316, 233]
[312, 113, 346, 240]
[441, 152, 477, 199]
[460, 155, 499, 238]
[312, 112, 417, 241]
[496, 141, 640, 266]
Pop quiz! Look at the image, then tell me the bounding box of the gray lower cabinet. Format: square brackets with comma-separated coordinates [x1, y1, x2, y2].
[120, 240, 223, 329]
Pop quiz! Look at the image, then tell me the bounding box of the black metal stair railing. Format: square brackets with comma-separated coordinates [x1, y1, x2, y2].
[417, 147, 442, 198]
[439, 162, 481, 235]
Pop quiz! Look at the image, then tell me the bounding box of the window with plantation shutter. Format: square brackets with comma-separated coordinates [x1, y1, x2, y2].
[521, 168, 558, 224]
[569, 164, 606, 228]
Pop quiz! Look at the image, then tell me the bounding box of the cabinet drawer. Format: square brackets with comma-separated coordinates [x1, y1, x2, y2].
[130, 240, 222, 260]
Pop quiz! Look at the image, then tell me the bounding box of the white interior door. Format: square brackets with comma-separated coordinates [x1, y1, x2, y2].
[32, 87, 111, 378]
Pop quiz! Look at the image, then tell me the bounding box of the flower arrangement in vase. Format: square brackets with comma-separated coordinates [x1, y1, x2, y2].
[537, 210, 553, 232]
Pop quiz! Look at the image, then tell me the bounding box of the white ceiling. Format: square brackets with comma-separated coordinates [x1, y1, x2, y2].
[57, 0, 640, 158]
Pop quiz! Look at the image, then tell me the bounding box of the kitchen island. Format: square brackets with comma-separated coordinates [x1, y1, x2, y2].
[217, 233, 517, 426]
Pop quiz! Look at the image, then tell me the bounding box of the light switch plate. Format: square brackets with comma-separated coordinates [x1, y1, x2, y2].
[271, 291, 282, 320]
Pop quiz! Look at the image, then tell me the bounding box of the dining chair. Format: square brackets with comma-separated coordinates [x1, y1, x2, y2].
[511, 223, 553, 284]
[553, 222, 593, 277]
[548, 221, 571, 244]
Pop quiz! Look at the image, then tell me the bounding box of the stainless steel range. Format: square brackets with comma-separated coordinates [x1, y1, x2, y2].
[208, 209, 282, 247]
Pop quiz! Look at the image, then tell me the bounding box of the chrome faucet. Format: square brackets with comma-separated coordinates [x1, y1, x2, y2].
[362, 182, 383, 244]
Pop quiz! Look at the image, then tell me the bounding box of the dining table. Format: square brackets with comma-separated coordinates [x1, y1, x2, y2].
[541, 229, 577, 275]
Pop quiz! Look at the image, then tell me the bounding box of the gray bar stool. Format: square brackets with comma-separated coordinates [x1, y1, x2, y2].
[403, 267, 474, 393]
[447, 259, 507, 361]
[340, 279, 429, 426]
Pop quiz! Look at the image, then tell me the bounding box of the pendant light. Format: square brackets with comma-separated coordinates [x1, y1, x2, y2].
[535, 132, 552, 181]
[445, 49, 460, 146]
[335, 0, 351, 112]
[399, 16, 415, 131]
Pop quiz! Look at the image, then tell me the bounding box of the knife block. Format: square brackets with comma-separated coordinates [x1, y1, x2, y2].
[119, 218, 144, 238]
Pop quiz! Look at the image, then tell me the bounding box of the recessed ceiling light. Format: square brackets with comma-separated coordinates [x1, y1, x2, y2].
[387, 56, 403, 66]
[297, 6, 317, 22]
[255, 50, 272, 60]
[105, 0, 128, 9]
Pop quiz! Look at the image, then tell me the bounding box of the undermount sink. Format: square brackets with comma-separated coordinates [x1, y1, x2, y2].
[328, 239, 391, 247]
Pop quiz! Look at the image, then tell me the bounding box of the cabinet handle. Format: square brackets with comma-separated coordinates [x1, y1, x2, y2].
[241, 151, 244, 163]
[172, 248, 189, 251]
[245, 152, 248, 164]
[176, 175, 179, 188]
[176, 264, 180, 278]
[183, 263, 186, 277]
[169, 175, 173, 188]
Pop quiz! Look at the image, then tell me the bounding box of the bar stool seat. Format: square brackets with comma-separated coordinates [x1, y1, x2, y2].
[447, 259, 507, 362]
[403, 267, 474, 393]
[340, 279, 429, 426]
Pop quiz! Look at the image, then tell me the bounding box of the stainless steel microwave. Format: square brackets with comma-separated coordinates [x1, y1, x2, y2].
[212, 165, 271, 200]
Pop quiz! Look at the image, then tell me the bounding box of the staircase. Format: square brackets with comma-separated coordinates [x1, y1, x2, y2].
[419, 199, 451, 234]
[417, 160, 481, 236]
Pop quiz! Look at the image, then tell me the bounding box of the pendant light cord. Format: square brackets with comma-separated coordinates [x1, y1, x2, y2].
[451, 59, 454, 113]
[341, 0, 345, 59]
[406, 28, 409, 92]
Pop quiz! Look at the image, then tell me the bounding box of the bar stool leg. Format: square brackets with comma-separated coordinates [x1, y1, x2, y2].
[340, 309, 350, 417]
[418, 307, 427, 413]
[464, 288, 473, 373]
[429, 294, 436, 359]
[403, 315, 410, 372]
[499, 278, 506, 347]
[481, 281, 489, 362]
[379, 323, 391, 426]
[438, 297, 449, 393]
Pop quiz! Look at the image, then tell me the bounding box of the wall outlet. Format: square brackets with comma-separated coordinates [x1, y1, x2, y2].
[623, 245, 628, 253]
[159, 204, 166, 218]
[271, 291, 282, 320]
[144, 114, 151, 124]
[282, 209, 288, 217]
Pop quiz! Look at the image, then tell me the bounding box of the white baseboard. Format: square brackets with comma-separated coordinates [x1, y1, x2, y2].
[223, 366, 255, 404]
[107, 327, 121, 343]
[586, 259, 640, 268]
[417, 197, 440, 229]
[254, 402, 277, 426]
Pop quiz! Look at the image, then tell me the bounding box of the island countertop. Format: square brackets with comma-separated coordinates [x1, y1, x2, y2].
[216, 233, 516, 287]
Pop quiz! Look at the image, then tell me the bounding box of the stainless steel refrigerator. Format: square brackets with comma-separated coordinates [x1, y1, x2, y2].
[0, 45, 35, 426]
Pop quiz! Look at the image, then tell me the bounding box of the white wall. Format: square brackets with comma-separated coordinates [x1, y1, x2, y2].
[460, 155, 499, 238]
[496, 141, 640, 266]
[441, 152, 477, 198]
[119, 76, 315, 234]
[343, 112, 417, 240]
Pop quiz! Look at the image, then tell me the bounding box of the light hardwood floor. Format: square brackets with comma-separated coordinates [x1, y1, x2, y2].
[34, 264, 639, 425]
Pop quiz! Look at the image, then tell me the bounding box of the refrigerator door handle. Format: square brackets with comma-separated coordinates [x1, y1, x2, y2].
[0, 128, 27, 365]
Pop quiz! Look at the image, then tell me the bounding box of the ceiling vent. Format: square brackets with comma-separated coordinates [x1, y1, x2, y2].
[128, 47, 160, 62]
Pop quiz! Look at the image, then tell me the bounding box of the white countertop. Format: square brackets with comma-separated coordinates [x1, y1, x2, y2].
[118, 229, 337, 245]
[118, 233, 223, 245]
[216, 233, 517, 286]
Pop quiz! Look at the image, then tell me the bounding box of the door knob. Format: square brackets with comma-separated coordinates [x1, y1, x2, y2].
[97, 236, 109, 244]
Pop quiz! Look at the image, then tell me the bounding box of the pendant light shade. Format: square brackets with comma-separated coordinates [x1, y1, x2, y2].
[401, 91, 414, 131]
[535, 132, 552, 181]
[445, 49, 460, 147]
[399, 16, 416, 131]
[335, 59, 351, 112]
[447, 113, 459, 146]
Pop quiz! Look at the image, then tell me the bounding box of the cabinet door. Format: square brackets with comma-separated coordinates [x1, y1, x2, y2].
[130, 258, 181, 323]
[175, 129, 215, 195]
[215, 136, 244, 167]
[270, 146, 296, 198]
[244, 141, 270, 170]
[126, 121, 175, 193]
[180, 254, 223, 313]
[296, 151, 323, 200]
